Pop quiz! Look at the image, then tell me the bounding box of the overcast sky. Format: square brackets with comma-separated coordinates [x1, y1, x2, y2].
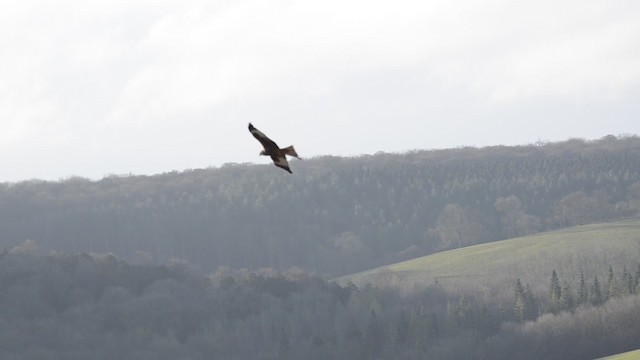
[1, 0, 639, 182]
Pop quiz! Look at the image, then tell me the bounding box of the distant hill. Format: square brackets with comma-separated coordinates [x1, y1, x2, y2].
[597, 349, 640, 360]
[338, 218, 640, 293]
[1, 135, 640, 276]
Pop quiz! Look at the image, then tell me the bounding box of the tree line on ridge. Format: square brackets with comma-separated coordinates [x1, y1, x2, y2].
[0, 135, 639, 276]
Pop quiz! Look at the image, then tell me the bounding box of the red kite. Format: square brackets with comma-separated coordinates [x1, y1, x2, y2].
[248, 123, 300, 173]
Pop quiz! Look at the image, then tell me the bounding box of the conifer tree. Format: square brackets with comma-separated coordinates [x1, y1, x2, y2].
[590, 274, 603, 305]
[635, 264, 640, 294]
[395, 310, 410, 349]
[561, 281, 575, 311]
[549, 270, 562, 312]
[577, 272, 588, 305]
[343, 319, 363, 360]
[364, 310, 384, 358]
[410, 308, 438, 352]
[621, 266, 633, 296]
[514, 279, 527, 322]
[427, 312, 440, 339]
[607, 265, 620, 299]
[524, 283, 537, 319]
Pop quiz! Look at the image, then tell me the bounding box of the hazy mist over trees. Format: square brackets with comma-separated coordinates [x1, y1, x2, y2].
[1, 136, 639, 276]
[2, 135, 640, 358]
[1, 250, 639, 359]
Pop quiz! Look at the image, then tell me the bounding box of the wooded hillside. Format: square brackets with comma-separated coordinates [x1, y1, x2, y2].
[1, 135, 639, 275]
[1, 250, 639, 359]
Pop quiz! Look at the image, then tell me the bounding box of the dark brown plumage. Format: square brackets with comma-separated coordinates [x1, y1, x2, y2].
[248, 123, 300, 173]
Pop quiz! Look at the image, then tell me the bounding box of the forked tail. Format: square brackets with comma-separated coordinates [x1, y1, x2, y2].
[281, 146, 300, 159]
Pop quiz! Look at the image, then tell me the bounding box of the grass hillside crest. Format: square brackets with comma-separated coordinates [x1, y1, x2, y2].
[338, 218, 640, 292]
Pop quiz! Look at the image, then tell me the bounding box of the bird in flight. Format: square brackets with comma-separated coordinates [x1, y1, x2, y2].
[248, 123, 300, 173]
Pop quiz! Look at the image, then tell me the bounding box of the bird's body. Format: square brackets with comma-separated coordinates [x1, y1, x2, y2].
[248, 123, 300, 173]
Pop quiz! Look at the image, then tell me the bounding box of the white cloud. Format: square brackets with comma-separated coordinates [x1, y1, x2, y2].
[0, 0, 639, 180]
[470, 14, 640, 104]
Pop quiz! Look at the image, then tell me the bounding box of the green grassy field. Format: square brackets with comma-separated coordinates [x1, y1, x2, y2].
[337, 218, 640, 292]
[597, 349, 640, 359]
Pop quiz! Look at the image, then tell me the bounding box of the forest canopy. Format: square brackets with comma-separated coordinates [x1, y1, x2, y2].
[0, 250, 639, 359]
[2, 135, 640, 359]
[1, 135, 639, 276]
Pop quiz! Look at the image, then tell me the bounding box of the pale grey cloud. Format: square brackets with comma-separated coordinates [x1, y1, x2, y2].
[0, 0, 638, 181]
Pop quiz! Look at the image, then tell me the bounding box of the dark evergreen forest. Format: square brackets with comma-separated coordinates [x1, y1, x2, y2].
[1, 135, 639, 276]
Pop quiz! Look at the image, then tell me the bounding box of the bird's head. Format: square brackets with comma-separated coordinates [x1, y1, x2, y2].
[259, 150, 267, 156]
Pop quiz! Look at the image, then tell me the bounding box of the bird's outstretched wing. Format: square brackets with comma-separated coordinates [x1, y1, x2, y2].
[271, 155, 292, 173]
[248, 123, 278, 151]
[248, 123, 298, 174]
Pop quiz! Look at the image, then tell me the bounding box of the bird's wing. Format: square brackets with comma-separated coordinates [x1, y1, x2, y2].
[271, 155, 292, 173]
[248, 123, 279, 151]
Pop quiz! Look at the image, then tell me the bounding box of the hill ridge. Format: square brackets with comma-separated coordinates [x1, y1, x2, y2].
[337, 218, 640, 291]
[1, 136, 639, 276]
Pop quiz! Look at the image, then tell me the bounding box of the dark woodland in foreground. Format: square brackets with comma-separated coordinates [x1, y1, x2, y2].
[1, 250, 639, 360]
[1, 135, 640, 276]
